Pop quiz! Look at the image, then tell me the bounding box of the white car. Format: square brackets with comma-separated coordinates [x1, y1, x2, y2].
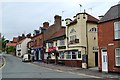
[22, 54, 31, 62]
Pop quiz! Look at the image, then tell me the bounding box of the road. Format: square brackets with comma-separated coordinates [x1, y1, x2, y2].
[1, 54, 98, 78]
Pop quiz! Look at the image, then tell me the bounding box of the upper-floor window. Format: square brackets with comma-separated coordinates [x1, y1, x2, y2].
[70, 35, 77, 41]
[48, 42, 53, 48]
[59, 40, 65, 46]
[89, 27, 97, 32]
[33, 39, 37, 46]
[39, 38, 42, 46]
[70, 28, 76, 34]
[114, 21, 120, 39]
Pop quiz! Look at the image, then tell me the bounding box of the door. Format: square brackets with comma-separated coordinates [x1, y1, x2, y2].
[36, 50, 39, 61]
[102, 49, 108, 72]
[95, 52, 98, 66]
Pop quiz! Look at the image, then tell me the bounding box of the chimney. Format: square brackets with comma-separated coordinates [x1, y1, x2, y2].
[43, 22, 49, 29]
[26, 33, 31, 38]
[98, 15, 104, 20]
[54, 15, 62, 26]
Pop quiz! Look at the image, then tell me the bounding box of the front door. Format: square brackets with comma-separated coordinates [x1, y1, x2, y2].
[102, 49, 108, 72]
[95, 52, 98, 66]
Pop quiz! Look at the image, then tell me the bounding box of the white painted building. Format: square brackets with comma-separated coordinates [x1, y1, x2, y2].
[16, 38, 31, 57]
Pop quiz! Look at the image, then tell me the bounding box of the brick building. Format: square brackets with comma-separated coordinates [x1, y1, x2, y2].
[98, 4, 120, 72]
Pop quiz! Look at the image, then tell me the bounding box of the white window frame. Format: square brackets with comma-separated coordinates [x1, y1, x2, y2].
[70, 35, 77, 41]
[59, 40, 65, 46]
[114, 21, 120, 39]
[115, 48, 120, 66]
[65, 51, 81, 60]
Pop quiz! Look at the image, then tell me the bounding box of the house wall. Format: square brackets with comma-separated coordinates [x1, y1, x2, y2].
[66, 13, 98, 67]
[16, 38, 31, 57]
[87, 22, 98, 67]
[98, 19, 120, 72]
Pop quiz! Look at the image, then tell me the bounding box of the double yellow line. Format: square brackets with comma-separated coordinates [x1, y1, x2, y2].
[0, 57, 6, 69]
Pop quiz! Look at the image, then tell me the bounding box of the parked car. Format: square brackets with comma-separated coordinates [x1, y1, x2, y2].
[22, 54, 31, 62]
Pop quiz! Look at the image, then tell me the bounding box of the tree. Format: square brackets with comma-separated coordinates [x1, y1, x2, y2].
[2, 36, 7, 51]
[6, 46, 16, 53]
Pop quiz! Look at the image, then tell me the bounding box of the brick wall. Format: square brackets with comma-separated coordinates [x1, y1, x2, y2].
[98, 19, 120, 72]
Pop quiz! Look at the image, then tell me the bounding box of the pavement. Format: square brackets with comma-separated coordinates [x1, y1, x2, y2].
[32, 61, 120, 79]
[0, 54, 3, 68]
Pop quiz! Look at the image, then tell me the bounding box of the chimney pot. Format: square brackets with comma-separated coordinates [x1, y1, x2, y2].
[98, 15, 104, 20]
[43, 22, 49, 29]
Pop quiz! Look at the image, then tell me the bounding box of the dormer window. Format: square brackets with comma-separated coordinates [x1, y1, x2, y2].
[89, 27, 97, 32]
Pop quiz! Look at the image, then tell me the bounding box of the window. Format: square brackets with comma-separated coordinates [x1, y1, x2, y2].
[89, 27, 97, 32]
[34, 39, 37, 46]
[66, 52, 71, 59]
[59, 40, 65, 46]
[78, 51, 81, 58]
[39, 38, 42, 46]
[70, 28, 76, 33]
[72, 51, 76, 59]
[114, 21, 120, 39]
[115, 48, 120, 66]
[59, 51, 64, 59]
[65, 50, 80, 59]
[48, 42, 53, 48]
[56, 42, 57, 46]
[70, 35, 77, 41]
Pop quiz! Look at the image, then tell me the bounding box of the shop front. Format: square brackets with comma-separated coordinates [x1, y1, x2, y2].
[33, 47, 43, 61]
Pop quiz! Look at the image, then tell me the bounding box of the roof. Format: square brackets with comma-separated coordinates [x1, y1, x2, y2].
[6, 43, 16, 47]
[50, 27, 66, 39]
[87, 14, 99, 23]
[67, 19, 77, 26]
[18, 38, 25, 44]
[67, 13, 99, 26]
[99, 4, 120, 23]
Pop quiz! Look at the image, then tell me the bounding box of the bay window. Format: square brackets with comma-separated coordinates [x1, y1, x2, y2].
[65, 50, 81, 59]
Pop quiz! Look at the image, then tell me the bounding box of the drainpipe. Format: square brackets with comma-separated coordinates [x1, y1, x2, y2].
[86, 19, 89, 69]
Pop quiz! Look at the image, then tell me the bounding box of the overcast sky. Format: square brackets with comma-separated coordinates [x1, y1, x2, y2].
[1, 0, 120, 40]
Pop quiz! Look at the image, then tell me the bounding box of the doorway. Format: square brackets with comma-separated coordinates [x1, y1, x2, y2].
[95, 52, 98, 66]
[101, 49, 108, 72]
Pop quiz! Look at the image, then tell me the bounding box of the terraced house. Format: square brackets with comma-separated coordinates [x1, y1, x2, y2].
[29, 22, 48, 61]
[98, 3, 120, 73]
[65, 12, 99, 68]
[16, 35, 31, 57]
[43, 15, 67, 64]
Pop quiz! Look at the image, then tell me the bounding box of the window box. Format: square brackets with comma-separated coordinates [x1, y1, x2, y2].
[58, 46, 66, 49]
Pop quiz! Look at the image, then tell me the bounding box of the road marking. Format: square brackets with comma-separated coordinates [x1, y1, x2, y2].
[29, 62, 101, 78]
[0, 57, 6, 69]
[77, 73, 101, 78]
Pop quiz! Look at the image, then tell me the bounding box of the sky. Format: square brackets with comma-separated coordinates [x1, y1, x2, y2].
[1, 0, 120, 40]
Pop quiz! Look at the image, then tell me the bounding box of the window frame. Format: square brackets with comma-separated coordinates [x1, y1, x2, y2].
[59, 39, 65, 46]
[115, 48, 120, 66]
[114, 21, 120, 39]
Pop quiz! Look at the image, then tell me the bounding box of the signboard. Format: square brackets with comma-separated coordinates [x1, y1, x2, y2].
[48, 47, 56, 52]
[82, 54, 88, 63]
